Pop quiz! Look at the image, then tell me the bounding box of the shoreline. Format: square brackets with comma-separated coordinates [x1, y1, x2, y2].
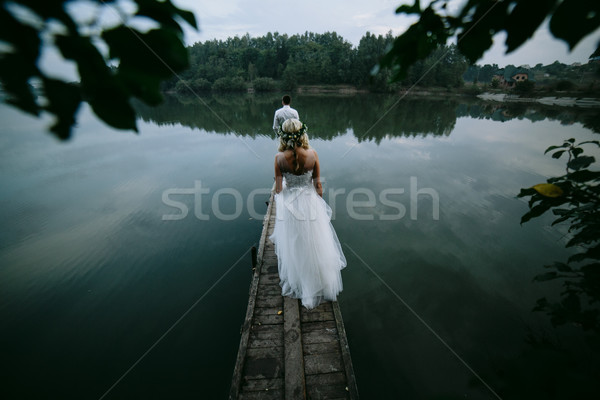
[166, 85, 600, 108]
[476, 92, 600, 107]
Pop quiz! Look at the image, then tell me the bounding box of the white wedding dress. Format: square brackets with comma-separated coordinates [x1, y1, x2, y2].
[269, 169, 346, 309]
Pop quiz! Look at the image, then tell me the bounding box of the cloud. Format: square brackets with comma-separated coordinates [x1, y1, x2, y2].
[480, 25, 600, 66]
[161, 1, 600, 66]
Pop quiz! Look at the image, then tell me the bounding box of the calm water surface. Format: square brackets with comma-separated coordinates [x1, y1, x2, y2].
[1, 94, 599, 399]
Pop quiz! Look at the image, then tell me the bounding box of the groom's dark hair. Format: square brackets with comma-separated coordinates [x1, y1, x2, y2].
[282, 95, 292, 105]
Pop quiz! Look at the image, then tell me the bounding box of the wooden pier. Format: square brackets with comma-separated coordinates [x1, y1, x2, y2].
[230, 188, 359, 399]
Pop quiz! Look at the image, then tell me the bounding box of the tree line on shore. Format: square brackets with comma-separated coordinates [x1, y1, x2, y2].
[164, 31, 470, 93]
[165, 31, 599, 95]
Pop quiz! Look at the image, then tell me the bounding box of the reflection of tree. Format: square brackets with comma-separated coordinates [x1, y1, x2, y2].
[134, 94, 460, 141]
[488, 141, 600, 399]
[456, 101, 600, 134]
[478, 331, 600, 399]
[519, 140, 600, 331]
[135, 95, 600, 142]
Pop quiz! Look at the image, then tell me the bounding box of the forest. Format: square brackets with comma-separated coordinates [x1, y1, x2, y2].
[164, 31, 468, 93]
[165, 31, 599, 94]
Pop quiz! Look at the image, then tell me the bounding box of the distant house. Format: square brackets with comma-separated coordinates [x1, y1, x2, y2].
[493, 66, 533, 88]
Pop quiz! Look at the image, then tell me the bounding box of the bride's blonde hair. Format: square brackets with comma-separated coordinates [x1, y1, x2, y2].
[278, 118, 310, 152]
[278, 118, 310, 173]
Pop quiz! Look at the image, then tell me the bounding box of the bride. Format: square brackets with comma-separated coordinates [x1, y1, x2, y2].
[269, 118, 346, 309]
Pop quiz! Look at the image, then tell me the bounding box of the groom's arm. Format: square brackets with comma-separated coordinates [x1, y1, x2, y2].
[312, 151, 323, 198]
[273, 110, 280, 134]
[274, 156, 283, 194]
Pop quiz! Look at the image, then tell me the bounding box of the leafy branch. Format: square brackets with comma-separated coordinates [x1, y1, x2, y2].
[0, 0, 197, 139]
[382, 0, 600, 81]
[518, 139, 600, 330]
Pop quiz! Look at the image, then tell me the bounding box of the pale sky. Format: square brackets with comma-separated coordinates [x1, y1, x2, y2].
[37, 0, 600, 81]
[173, 0, 600, 68]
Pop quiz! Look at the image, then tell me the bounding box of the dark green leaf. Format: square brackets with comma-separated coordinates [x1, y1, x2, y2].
[579, 140, 600, 147]
[102, 27, 189, 78]
[552, 208, 572, 216]
[546, 262, 573, 272]
[561, 291, 581, 312]
[517, 187, 537, 198]
[572, 147, 584, 157]
[533, 271, 558, 282]
[567, 155, 595, 171]
[568, 169, 600, 182]
[505, 0, 557, 53]
[115, 69, 163, 106]
[544, 145, 561, 154]
[0, 8, 42, 116]
[134, 0, 197, 32]
[521, 202, 553, 224]
[551, 150, 566, 159]
[457, 0, 510, 63]
[550, 0, 600, 50]
[42, 78, 82, 140]
[566, 227, 598, 248]
[396, 0, 422, 15]
[569, 246, 600, 263]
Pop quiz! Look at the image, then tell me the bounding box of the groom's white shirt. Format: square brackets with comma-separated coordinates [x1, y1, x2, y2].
[273, 105, 299, 134]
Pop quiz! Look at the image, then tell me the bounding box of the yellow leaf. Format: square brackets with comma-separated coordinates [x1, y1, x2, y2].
[532, 183, 563, 198]
[277, 310, 283, 315]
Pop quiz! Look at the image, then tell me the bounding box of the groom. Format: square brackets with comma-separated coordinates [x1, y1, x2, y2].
[272, 95, 299, 135]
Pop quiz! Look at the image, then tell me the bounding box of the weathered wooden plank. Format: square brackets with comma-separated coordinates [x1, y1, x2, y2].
[261, 262, 278, 272]
[257, 286, 282, 296]
[301, 328, 339, 345]
[256, 291, 280, 300]
[250, 323, 283, 337]
[306, 385, 349, 400]
[254, 313, 284, 325]
[259, 273, 280, 285]
[301, 320, 337, 332]
[254, 307, 282, 316]
[262, 256, 278, 264]
[257, 283, 281, 290]
[247, 338, 283, 348]
[305, 372, 349, 399]
[230, 186, 276, 399]
[243, 355, 284, 380]
[248, 326, 283, 347]
[256, 296, 283, 308]
[241, 377, 284, 392]
[246, 347, 283, 359]
[300, 310, 335, 323]
[284, 297, 306, 400]
[332, 301, 359, 400]
[239, 388, 283, 400]
[304, 352, 344, 375]
[263, 263, 279, 274]
[301, 301, 333, 314]
[303, 341, 340, 356]
[305, 371, 346, 386]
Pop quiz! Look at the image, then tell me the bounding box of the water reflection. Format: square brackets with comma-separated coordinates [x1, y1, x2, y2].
[134, 93, 600, 142]
[2, 95, 600, 399]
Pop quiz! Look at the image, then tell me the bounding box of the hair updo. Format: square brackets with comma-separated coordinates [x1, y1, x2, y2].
[278, 118, 309, 152]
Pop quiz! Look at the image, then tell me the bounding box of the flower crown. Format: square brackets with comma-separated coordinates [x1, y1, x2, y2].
[277, 122, 308, 147]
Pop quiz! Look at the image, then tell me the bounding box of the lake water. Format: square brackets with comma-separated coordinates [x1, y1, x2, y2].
[1, 93, 599, 399]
